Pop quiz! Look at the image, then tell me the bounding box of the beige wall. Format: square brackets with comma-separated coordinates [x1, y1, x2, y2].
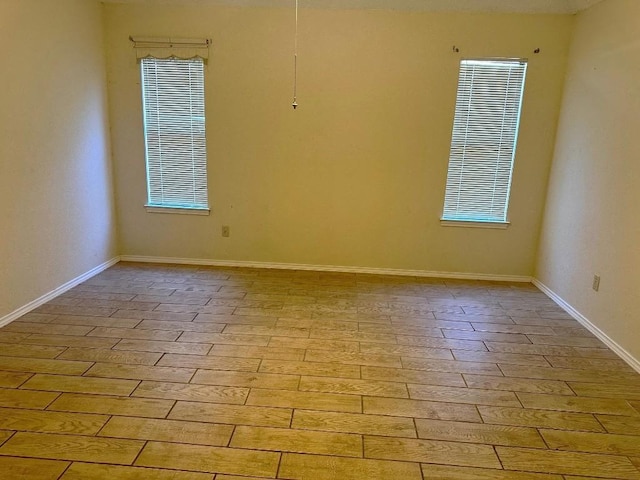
[536, 0, 640, 359]
[105, 4, 573, 276]
[0, 0, 117, 318]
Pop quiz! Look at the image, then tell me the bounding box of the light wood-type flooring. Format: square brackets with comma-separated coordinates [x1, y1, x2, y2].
[1, 262, 639, 479]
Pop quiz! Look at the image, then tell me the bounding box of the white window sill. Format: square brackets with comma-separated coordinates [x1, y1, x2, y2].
[440, 219, 510, 229]
[145, 205, 210, 216]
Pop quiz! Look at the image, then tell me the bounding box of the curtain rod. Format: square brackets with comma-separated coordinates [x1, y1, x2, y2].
[129, 36, 211, 48]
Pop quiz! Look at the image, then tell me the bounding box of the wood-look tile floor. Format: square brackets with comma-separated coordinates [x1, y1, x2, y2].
[1, 262, 639, 479]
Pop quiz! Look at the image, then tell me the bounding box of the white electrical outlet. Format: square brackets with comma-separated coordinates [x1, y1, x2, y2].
[222, 225, 230, 237]
[592, 275, 600, 292]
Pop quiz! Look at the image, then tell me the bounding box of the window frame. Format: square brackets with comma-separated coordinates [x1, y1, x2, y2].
[139, 56, 210, 215]
[441, 57, 528, 228]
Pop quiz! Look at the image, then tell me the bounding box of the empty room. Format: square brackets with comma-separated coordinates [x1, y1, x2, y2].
[1, 0, 639, 478]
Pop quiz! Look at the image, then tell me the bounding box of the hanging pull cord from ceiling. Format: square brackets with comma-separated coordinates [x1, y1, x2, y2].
[292, 0, 299, 109]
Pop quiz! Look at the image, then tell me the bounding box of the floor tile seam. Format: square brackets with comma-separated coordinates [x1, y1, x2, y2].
[12, 372, 37, 388]
[0, 430, 17, 448]
[41, 390, 65, 411]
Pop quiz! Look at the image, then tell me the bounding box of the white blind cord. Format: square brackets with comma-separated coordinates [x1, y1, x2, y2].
[292, 0, 298, 109]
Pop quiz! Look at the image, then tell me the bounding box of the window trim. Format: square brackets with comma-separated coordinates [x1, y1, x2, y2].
[140, 56, 209, 213]
[144, 205, 210, 216]
[441, 57, 527, 227]
[440, 219, 510, 229]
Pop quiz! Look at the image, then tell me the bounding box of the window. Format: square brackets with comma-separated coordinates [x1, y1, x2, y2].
[140, 57, 208, 212]
[442, 59, 527, 226]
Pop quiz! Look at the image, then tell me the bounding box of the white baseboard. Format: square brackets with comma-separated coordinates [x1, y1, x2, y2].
[119, 255, 532, 283]
[532, 278, 640, 374]
[0, 256, 120, 329]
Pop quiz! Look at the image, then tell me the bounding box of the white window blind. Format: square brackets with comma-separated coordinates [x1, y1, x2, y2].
[442, 59, 527, 224]
[141, 57, 208, 210]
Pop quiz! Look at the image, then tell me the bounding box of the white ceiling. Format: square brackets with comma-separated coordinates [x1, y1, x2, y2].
[101, 0, 605, 14]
